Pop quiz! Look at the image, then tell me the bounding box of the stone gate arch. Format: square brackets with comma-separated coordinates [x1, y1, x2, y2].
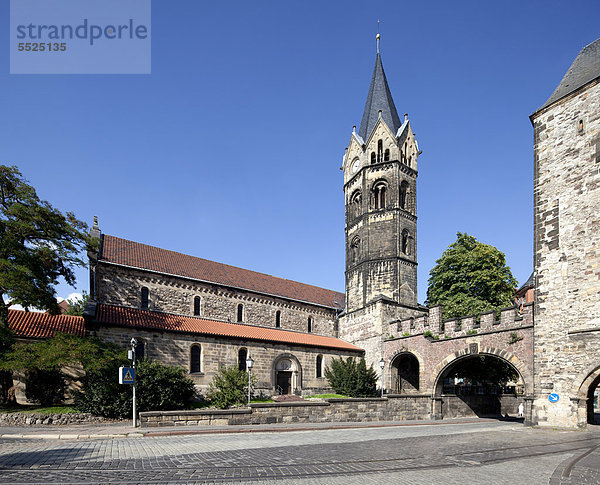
[574, 363, 600, 427]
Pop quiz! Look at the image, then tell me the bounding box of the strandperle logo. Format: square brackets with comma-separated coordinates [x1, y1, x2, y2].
[10, 0, 151, 74]
[15, 19, 149, 46]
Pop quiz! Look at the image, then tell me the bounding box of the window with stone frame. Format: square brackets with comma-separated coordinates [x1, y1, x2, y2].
[350, 190, 362, 219]
[350, 236, 360, 263]
[193, 296, 201, 316]
[141, 287, 149, 310]
[238, 348, 248, 371]
[370, 152, 376, 164]
[275, 310, 281, 328]
[400, 181, 409, 210]
[384, 148, 390, 161]
[237, 304, 244, 322]
[308, 316, 313, 333]
[377, 139, 383, 163]
[316, 355, 323, 378]
[402, 229, 410, 255]
[190, 344, 201, 373]
[373, 181, 387, 210]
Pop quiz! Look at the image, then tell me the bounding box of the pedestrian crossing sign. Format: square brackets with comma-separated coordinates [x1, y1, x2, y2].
[119, 366, 135, 384]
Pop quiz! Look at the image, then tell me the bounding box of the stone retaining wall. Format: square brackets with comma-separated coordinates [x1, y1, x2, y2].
[0, 412, 120, 426]
[140, 396, 432, 428]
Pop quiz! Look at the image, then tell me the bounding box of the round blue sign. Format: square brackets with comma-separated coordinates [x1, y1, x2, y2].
[548, 393, 560, 403]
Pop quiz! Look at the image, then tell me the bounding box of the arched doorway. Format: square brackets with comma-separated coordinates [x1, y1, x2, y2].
[433, 354, 525, 419]
[272, 354, 302, 395]
[585, 375, 600, 425]
[391, 352, 420, 393]
[576, 366, 600, 426]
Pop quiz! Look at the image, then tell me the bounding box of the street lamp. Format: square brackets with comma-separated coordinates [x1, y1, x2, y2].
[246, 355, 254, 405]
[130, 338, 138, 427]
[379, 358, 385, 398]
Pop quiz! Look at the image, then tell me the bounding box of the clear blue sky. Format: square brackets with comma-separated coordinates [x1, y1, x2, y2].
[1, 0, 598, 304]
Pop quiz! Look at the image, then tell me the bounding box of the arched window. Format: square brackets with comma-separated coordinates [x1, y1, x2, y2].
[193, 296, 201, 316]
[370, 152, 376, 164]
[377, 139, 383, 163]
[141, 287, 149, 310]
[351, 236, 360, 263]
[237, 304, 244, 322]
[402, 229, 410, 255]
[275, 310, 281, 328]
[135, 340, 145, 360]
[238, 348, 247, 371]
[400, 181, 409, 210]
[316, 355, 323, 378]
[190, 344, 201, 373]
[350, 190, 362, 219]
[374, 181, 387, 210]
[408, 155, 412, 167]
[308, 317, 313, 333]
[384, 149, 390, 161]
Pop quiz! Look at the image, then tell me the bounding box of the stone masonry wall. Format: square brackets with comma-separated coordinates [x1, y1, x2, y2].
[139, 396, 432, 428]
[96, 264, 338, 337]
[89, 324, 361, 397]
[532, 79, 600, 427]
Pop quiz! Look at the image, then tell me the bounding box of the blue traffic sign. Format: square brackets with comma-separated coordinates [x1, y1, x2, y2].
[119, 367, 135, 384]
[548, 393, 559, 403]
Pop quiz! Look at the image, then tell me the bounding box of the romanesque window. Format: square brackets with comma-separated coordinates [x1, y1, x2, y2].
[350, 236, 360, 263]
[308, 317, 313, 333]
[384, 149, 390, 161]
[350, 190, 362, 219]
[190, 344, 201, 373]
[238, 348, 248, 371]
[400, 181, 409, 210]
[370, 152, 376, 164]
[373, 181, 387, 210]
[276, 310, 281, 328]
[377, 139, 383, 163]
[141, 287, 149, 310]
[316, 355, 323, 378]
[237, 304, 244, 322]
[402, 229, 410, 255]
[135, 339, 145, 360]
[193, 296, 201, 316]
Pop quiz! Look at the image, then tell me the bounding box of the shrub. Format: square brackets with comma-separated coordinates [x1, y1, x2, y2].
[74, 359, 195, 418]
[25, 369, 66, 406]
[206, 366, 253, 408]
[324, 357, 378, 398]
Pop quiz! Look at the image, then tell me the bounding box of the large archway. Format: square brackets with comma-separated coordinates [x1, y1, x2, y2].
[391, 352, 420, 393]
[575, 365, 600, 426]
[432, 350, 526, 419]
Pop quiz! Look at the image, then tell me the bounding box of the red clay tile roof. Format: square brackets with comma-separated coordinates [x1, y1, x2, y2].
[8, 309, 85, 339]
[96, 304, 362, 352]
[100, 235, 345, 309]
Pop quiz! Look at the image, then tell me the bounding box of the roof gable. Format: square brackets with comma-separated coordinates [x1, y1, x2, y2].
[100, 235, 345, 309]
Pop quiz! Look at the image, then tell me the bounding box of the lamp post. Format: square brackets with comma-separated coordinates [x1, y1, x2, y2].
[246, 355, 254, 405]
[130, 337, 137, 427]
[379, 358, 385, 398]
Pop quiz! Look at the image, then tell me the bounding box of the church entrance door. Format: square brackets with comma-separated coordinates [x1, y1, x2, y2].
[277, 371, 292, 395]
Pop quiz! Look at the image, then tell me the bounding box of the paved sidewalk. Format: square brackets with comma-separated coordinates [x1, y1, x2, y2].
[0, 416, 515, 440]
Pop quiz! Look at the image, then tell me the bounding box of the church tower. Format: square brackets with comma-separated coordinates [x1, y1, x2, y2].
[339, 40, 423, 368]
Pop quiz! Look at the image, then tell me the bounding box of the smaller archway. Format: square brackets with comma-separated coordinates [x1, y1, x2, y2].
[391, 353, 420, 393]
[575, 365, 600, 426]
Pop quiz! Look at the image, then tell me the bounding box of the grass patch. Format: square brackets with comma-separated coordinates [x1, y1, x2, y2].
[0, 404, 78, 415]
[250, 398, 275, 403]
[305, 393, 349, 399]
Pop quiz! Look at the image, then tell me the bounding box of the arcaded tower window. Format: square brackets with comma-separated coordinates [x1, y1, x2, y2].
[350, 190, 362, 219]
[190, 344, 201, 373]
[374, 181, 387, 210]
[237, 304, 244, 322]
[400, 181, 409, 210]
[193, 296, 201, 316]
[141, 287, 149, 310]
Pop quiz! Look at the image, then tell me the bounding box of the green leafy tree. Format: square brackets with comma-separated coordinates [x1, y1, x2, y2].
[446, 356, 519, 388]
[426, 233, 517, 320]
[64, 291, 90, 316]
[0, 165, 92, 403]
[324, 357, 378, 397]
[206, 366, 254, 408]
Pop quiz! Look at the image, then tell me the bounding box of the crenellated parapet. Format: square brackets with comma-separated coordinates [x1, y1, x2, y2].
[389, 302, 534, 340]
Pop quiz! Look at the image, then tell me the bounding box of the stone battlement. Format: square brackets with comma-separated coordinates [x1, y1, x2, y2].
[388, 302, 533, 340]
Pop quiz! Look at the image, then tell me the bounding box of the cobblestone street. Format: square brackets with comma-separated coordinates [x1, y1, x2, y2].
[1, 421, 600, 484]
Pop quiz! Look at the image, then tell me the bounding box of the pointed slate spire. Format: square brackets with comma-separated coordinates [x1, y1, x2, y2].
[358, 53, 402, 141]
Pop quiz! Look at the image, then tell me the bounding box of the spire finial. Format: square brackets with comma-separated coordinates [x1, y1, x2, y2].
[376, 20, 380, 53]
